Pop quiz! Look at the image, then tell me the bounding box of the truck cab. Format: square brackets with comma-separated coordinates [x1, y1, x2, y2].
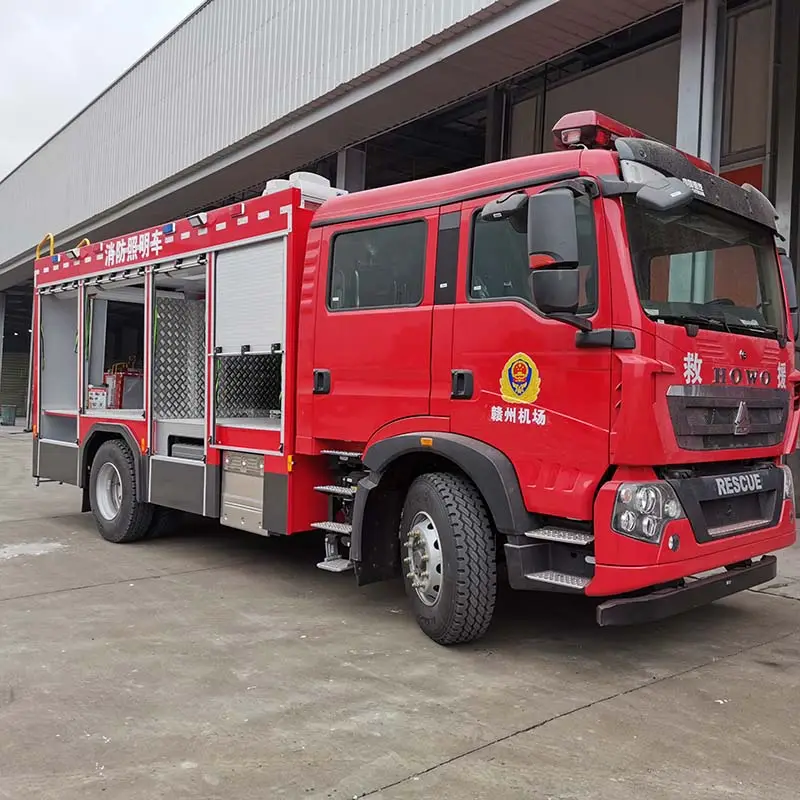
[300, 111, 798, 641]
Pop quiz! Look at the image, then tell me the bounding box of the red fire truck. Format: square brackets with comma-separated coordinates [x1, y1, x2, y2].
[32, 111, 799, 645]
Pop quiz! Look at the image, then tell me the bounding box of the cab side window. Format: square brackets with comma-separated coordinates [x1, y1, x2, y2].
[469, 194, 598, 315]
[328, 220, 427, 311]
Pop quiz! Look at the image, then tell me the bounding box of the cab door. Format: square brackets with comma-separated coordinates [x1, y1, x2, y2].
[448, 188, 614, 522]
[310, 212, 436, 447]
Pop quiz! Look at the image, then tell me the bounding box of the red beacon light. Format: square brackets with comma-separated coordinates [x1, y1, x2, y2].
[553, 110, 646, 151]
[552, 110, 713, 173]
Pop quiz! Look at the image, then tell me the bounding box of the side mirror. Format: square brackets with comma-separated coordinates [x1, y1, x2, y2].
[530, 268, 580, 315]
[778, 249, 799, 341]
[635, 176, 694, 213]
[527, 188, 579, 266]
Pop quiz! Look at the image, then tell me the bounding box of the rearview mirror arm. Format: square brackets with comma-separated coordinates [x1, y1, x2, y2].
[548, 313, 593, 332]
[539, 178, 600, 199]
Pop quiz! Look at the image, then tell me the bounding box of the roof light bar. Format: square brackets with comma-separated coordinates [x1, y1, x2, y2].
[552, 110, 713, 174]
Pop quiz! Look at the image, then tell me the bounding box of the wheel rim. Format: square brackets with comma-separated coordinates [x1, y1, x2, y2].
[403, 511, 443, 607]
[95, 462, 123, 521]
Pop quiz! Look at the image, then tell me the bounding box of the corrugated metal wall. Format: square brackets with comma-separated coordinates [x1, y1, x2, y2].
[0, 352, 28, 418]
[0, 0, 510, 269]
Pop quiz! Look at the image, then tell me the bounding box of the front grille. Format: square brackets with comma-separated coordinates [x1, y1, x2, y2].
[667, 386, 789, 451]
[665, 464, 783, 543]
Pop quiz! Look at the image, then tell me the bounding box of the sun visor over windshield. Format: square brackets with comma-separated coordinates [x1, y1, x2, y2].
[614, 137, 778, 232]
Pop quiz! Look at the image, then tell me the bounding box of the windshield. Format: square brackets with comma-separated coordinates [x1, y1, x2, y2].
[623, 198, 785, 339]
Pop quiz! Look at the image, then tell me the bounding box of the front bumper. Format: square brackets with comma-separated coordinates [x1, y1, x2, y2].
[587, 499, 796, 596]
[595, 556, 777, 626]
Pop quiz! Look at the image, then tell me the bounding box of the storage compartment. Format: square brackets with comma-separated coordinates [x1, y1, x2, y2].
[214, 238, 286, 356]
[84, 280, 145, 413]
[220, 451, 265, 535]
[212, 239, 286, 440]
[215, 353, 282, 429]
[40, 412, 77, 443]
[152, 265, 207, 455]
[37, 440, 79, 485]
[149, 455, 206, 515]
[169, 440, 205, 461]
[39, 291, 79, 440]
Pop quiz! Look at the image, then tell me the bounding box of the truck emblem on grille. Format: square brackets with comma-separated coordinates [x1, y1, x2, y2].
[733, 401, 751, 436]
[713, 367, 771, 386]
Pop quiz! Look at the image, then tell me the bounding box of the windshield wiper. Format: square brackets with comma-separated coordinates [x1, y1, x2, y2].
[723, 321, 780, 339]
[649, 312, 728, 332]
[650, 313, 781, 340]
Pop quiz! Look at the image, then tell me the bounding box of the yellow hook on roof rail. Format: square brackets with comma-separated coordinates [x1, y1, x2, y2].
[35, 233, 55, 260]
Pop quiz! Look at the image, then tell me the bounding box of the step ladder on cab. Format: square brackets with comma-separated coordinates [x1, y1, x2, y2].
[311, 450, 366, 573]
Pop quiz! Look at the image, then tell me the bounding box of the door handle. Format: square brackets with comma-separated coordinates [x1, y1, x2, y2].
[451, 369, 474, 400]
[313, 369, 331, 395]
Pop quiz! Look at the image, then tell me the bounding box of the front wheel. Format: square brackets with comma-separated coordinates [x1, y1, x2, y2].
[89, 440, 153, 543]
[400, 472, 497, 645]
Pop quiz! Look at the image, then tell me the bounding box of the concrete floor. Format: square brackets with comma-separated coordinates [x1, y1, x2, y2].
[1, 426, 799, 799]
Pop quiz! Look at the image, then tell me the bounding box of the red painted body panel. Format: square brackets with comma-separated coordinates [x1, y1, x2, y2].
[79, 417, 148, 449]
[312, 152, 585, 226]
[214, 425, 280, 453]
[365, 416, 451, 450]
[294, 226, 322, 455]
[30, 293, 40, 437]
[34, 191, 296, 286]
[304, 209, 439, 449]
[287, 455, 332, 533]
[446, 184, 613, 521]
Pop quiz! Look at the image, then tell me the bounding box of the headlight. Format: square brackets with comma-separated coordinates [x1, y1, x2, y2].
[781, 464, 795, 502]
[612, 481, 684, 544]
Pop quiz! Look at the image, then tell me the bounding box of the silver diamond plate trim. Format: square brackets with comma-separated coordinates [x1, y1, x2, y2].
[316, 558, 353, 573]
[315, 485, 357, 497]
[216, 353, 282, 418]
[525, 528, 594, 546]
[528, 571, 591, 589]
[311, 522, 353, 534]
[152, 297, 206, 419]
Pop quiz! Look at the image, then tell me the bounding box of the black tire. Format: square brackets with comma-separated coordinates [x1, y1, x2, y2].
[400, 472, 497, 645]
[147, 507, 183, 540]
[88, 440, 153, 543]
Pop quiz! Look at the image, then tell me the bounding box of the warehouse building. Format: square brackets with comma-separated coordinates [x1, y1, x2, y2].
[0, 0, 798, 420]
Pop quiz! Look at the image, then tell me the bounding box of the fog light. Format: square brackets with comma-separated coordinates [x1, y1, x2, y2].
[618, 509, 637, 533]
[634, 486, 658, 514]
[618, 485, 635, 505]
[640, 515, 658, 540]
[664, 498, 681, 519]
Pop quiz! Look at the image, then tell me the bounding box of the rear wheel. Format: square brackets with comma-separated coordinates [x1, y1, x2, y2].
[89, 440, 153, 543]
[400, 472, 496, 645]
